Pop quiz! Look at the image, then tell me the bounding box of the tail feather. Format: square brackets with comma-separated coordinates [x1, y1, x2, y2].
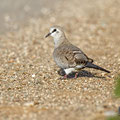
[86, 62, 110, 73]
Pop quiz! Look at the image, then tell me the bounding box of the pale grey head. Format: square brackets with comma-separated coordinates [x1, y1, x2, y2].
[45, 26, 66, 48]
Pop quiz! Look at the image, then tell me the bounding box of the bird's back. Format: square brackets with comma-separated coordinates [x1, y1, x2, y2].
[53, 41, 92, 69]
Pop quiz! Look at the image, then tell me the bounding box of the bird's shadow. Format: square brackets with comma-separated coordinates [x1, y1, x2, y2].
[57, 68, 105, 79]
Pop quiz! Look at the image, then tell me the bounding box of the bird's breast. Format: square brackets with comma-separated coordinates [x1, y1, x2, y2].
[53, 49, 69, 69]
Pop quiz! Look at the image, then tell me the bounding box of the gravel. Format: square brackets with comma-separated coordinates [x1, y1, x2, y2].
[0, 0, 120, 120]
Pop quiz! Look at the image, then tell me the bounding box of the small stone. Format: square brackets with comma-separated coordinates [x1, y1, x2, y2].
[24, 102, 34, 107]
[84, 88, 87, 91]
[104, 111, 117, 117]
[32, 74, 36, 78]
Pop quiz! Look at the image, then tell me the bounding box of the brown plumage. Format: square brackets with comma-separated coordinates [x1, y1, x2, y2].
[45, 26, 110, 78]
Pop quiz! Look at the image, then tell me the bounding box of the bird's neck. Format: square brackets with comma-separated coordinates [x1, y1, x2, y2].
[54, 35, 68, 48]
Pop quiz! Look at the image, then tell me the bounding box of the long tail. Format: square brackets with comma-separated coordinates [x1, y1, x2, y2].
[86, 62, 110, 73]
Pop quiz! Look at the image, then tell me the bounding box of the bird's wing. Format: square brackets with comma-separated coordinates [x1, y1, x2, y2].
[65, 49, 88, 68]
[61, 44, 93, 68]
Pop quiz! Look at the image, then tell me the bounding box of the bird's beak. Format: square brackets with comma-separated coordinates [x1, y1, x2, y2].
[45, 32, 51, 38]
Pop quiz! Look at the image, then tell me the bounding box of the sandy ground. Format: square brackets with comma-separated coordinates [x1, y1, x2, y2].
[0, 0, 120, 120]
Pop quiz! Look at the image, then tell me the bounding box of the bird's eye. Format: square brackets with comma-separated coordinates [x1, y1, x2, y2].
[52, 29, 57, 33]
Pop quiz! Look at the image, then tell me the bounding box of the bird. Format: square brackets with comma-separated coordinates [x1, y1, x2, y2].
[45, 25, 110, 78]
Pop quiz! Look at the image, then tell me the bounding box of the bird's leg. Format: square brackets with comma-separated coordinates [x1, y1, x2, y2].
[74, 72, 78, 78]
[64, 74, 68, 79]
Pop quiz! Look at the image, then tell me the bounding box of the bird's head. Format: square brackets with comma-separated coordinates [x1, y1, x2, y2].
[45, 26, 67, 47]
[45, 26, 65, 39]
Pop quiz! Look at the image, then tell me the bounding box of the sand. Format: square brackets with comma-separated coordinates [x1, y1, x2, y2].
[0, 0, 120, 120]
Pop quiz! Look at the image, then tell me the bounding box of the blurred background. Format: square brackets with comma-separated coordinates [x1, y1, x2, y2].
[0, 0, 61, 34]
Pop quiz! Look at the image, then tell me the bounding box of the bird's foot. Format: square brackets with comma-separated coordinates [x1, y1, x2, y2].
[64, 74, 68, 79]
[74, 73, 78, 78]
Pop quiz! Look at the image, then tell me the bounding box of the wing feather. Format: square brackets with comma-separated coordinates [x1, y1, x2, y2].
[53, 43, 93, 69]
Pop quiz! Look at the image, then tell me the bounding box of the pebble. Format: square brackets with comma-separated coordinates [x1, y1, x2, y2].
[104, 111, 117, 117]
[24, 102, 35, 107]
[32, 74, 36, 78]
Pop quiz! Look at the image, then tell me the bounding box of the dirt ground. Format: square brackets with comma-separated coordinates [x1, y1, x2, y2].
[0, 0, 120, 120]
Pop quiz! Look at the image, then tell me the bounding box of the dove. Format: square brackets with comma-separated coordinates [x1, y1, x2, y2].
[45, 26, 110, 78]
